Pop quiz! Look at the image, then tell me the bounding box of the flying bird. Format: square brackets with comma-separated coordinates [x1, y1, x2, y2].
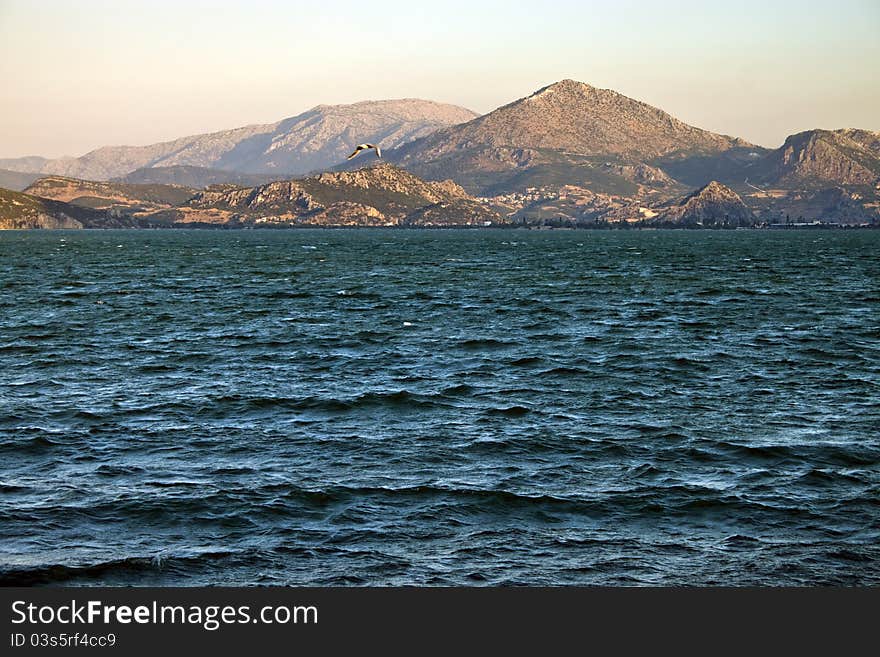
[347, 143, 381, 160]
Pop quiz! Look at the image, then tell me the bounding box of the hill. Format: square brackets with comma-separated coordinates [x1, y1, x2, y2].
[388, 79, 751, 195]
[653, 181, 754, 226]
[0, 187, 119, 229]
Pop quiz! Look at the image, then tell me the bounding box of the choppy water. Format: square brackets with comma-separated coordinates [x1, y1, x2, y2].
[1, 229, 878, 586]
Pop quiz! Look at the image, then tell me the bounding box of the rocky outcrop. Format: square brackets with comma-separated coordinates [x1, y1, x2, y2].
[308, 165, 469, 204]
[4, 164, 502, 228]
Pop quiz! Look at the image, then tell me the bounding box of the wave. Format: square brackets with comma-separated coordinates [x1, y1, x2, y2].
[457, 338, 516, 350]
[0, 550, 238, 586]
[62, 390, 459, 419]
[0, 434, 66, 453]
[484, 405, 531, 417]
[509, 356, 543, 366]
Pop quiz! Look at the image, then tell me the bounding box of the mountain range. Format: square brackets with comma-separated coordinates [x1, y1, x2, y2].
[2, 79, 878, 227]
[0, 100, 476, 181]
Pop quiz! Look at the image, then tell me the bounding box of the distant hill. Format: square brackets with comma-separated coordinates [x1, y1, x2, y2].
[0, 187, 118, 229]
[113, 166, 283, 188]
[388, 79, 751, 195]
[7, 165, 502, 228]
[0, 169, 42, 191]
[0, 100, 477, 181]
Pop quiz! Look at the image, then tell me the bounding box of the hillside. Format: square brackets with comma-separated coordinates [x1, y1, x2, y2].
[0, 100, 477, 181]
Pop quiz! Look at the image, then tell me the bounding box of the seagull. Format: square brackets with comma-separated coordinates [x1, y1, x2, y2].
[347, 143, 381, 160]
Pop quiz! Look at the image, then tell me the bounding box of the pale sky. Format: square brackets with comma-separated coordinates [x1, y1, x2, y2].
[1, 0, 878, 158]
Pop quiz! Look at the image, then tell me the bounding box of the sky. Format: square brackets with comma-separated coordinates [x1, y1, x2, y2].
[1, 0, 878, 158]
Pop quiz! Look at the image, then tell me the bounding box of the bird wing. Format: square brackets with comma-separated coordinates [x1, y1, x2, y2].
[375, 147, 382, 158]
[347, 147, 362, 160]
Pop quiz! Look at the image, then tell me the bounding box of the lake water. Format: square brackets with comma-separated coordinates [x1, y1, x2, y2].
[1, 229, 878, 585]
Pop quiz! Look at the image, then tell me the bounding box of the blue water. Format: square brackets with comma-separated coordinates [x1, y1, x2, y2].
[1, 229, 878, 585]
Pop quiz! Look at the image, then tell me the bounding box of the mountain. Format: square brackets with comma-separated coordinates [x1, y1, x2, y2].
[0, 187, 118, 229]
[388, 79, 752, 195]
[685, 129, 880, 223]
[653, 181, 754, 226]
[758, 129, 880, 188]
[0, 157, 50, 173]
[113, 166, 284, 188]
[0, 169, 43, 192]
[172, 163, 502, 227]
[0, 100, 477, 181]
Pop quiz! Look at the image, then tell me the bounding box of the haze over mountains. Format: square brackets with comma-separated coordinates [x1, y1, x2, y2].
[2, 79, 878, 228]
